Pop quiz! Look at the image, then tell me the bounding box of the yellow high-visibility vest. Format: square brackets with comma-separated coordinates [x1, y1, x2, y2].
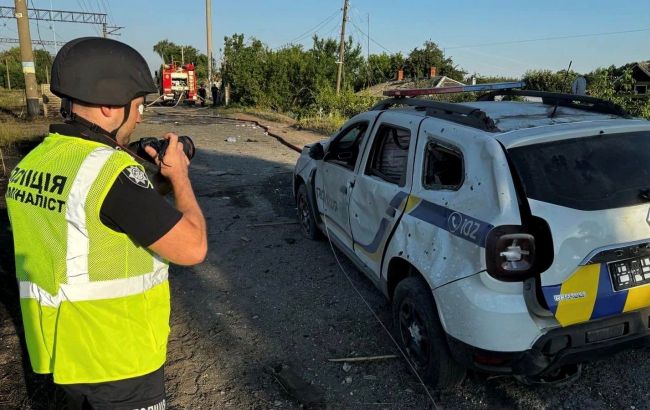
[6, 133, 170, 384]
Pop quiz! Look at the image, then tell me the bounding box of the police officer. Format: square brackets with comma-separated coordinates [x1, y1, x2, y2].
[5, 37, 207, 409]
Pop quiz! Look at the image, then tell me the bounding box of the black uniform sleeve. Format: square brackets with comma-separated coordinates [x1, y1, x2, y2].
[100, 167, 182, 247]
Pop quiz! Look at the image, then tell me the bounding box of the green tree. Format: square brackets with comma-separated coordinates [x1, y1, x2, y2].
[362, 52, 405, 87]
[587, 66, 649, 118]
[523, 69, 579, 92]
[404, 41, 465, 81]
[152, 40, 213, 82]
[0, 47, 53, 88]
[470, 75, 520, 84]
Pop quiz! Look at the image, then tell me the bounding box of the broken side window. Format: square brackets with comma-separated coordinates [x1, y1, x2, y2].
[366, 124, 411, 186]
[325, 122, 368, 170]
[423, 141, 464, 190]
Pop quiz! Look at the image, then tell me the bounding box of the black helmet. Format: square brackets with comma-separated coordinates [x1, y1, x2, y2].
[51, 37, 157, 106]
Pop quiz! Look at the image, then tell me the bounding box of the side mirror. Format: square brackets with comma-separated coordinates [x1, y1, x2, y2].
[308, 143, 325, 160]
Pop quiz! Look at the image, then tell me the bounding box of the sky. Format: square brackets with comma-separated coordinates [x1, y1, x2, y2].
[1, 0, 648, 78]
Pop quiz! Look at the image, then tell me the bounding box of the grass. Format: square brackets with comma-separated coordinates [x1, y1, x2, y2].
[0, 120, 48, 146]
[0, 90, 49, 147]
[295, 113, 346, 136]
[215, 106, 297, 124]
[216, 105, 342, 136]
[0, 89, 26, 112]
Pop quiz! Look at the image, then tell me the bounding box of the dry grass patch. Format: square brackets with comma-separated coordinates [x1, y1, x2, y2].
[0, 90, 26, 112]
[216, 107, 296, 125]
[0, 119, 48, 146]
[295, 114, 345, 136]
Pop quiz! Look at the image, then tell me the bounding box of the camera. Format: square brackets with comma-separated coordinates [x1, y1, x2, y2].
[128, 135, 195, 164]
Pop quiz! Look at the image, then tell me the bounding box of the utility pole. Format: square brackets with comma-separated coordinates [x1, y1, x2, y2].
[206, 0, 213, 84]
[49, 0, 56, 54]
[5, 58, 11, 89]
[335, 0, 349, 94]
[366, 13, 370, 87]
[14, 0, 39, 117]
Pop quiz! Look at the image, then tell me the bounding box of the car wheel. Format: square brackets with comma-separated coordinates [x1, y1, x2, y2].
[296, 183, 321, 240]
[392, 276, 466, 390]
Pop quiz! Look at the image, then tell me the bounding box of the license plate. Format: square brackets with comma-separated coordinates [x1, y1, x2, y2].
[608, 257, 650, 291]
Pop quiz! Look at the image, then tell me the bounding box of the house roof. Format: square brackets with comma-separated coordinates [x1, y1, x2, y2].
[358, 76, 465, 97]
[634, 61, 650, 80]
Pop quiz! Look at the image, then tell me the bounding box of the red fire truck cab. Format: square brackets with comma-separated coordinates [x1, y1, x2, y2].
[158, 63, 198, 105]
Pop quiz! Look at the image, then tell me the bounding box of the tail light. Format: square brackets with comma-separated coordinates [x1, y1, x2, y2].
[486, 226, 536, 281]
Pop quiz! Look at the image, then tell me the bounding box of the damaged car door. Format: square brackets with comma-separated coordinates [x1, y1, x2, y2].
[314, 120, 370, 248]
[348, 112, 422, 278]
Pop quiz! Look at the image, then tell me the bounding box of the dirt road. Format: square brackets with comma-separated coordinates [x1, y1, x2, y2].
[1, 107, 649, 409]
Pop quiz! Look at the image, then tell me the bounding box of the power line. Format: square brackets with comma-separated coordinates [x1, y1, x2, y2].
[29, 0, 51, 57]
[288, 9, 341, 45]
[103, 0, 115, 25]
[445, 28, 650, 50]
[99, 0, 113, 25]
[319, 17, 341, 40]
[0, 37, 57, 46]
[272, 9, 341, 50]
[348, 19, 392, 54]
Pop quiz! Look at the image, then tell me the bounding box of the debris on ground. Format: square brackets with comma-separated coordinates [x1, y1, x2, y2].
[265, 365, 324, 408]
[328, 355, 399, 363]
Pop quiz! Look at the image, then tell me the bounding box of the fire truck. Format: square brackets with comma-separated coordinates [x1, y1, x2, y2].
[158, 62, 198, 105]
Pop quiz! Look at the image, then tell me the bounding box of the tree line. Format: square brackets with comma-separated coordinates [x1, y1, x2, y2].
[217, 34, 649, 119]
[0, 36, 647, 120]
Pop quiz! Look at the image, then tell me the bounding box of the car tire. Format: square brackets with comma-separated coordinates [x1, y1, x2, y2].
[392, 276, 466, 390]
[296, 183, 321, 240]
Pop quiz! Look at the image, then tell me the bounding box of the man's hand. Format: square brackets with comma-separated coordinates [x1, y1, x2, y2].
[145, 132, 207, 265]
[143, 133, 190, 184]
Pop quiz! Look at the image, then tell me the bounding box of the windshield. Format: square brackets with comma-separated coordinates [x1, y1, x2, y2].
[508, 131, 650, 210]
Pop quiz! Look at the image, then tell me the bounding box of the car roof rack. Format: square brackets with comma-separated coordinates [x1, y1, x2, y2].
[477, 89, 630, 117]
[382, 81, 526, 97]
[371, 97, 500, 132]
[372, 81, 529, 132]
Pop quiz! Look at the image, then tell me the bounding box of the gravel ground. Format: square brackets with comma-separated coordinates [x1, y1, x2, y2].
[0, 107, 649, 409]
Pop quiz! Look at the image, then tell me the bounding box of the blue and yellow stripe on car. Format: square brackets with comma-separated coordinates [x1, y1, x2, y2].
[355, 192, 409, 262]
[355, 192, 495, 261]
[542, 264, 650, 327]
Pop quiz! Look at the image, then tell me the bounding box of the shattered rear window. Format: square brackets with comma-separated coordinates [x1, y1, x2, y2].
[508, 131, 650, 210]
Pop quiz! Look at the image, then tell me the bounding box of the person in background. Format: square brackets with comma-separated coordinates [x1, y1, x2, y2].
[197, 83, 207, 107]
[211, 82, 219, 107]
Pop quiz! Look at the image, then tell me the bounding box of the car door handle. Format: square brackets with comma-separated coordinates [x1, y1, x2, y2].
[386, 206, 396, 218]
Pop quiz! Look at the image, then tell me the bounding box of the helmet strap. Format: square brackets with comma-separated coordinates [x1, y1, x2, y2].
[109, 102, 132, 139]
[63, 99, 121, 148]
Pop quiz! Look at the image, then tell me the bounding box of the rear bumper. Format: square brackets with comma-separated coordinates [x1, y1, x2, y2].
[447, 307, 650, 376]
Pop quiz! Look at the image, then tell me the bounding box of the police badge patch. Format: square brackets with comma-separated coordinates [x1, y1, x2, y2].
[124, 166, 152, 188]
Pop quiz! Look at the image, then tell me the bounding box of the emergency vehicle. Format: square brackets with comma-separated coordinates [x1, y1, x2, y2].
[294, 82, 650, 388]
[158, 62, 198, 105]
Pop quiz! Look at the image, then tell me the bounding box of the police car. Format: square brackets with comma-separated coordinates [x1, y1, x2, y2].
[293, 82, 650, 388]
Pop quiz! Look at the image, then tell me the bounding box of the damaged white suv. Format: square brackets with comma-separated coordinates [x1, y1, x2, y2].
[293, 84, 650, 389]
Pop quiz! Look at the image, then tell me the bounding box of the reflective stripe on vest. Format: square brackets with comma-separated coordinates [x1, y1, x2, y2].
[17, 146, 169, 307]
[19, 256, 168, 308]
[66, 147, 113, 285]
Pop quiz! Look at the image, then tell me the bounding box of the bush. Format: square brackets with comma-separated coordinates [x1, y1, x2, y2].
[311, 86, 376, 118]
